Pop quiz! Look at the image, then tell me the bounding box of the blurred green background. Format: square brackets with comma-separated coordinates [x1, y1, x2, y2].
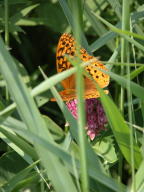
[0, 0, 144, 192]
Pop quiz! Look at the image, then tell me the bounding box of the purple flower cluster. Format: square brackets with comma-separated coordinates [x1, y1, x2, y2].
[66, 98, 107, 140]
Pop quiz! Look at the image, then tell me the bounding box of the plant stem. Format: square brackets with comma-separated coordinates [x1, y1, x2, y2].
[4, 0, 9, 46]
[4, 0, 9, 100]
[121, 1, 135, 191]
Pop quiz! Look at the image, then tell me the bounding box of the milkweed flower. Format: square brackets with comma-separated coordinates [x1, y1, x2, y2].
[66, 98, 107, 140]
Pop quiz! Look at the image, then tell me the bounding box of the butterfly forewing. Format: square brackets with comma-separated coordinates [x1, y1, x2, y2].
[80, 48, 109, 88]
[56, 33, 76, 89]
[56, 33, 75, 73]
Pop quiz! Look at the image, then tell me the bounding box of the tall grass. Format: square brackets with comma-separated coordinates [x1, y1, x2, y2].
[0, 0, 144, 192]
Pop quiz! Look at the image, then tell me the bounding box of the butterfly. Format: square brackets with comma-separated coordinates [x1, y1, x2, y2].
[51, 33, 109, 101]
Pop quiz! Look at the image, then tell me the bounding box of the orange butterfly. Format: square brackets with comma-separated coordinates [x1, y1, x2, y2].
[51, 33, 109, 101]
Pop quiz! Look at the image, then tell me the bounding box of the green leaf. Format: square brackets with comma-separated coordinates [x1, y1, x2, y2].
[97, 87, 142, 168]
[43, 115, 64, 141]
[93, 137, 117, 163]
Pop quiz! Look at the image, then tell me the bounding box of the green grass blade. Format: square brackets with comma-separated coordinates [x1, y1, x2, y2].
[0, 124, 37, 160]
[89, 30, 117, 52]
[4, 0, 9, 46]
[48, 85, 126, 192]
[93, 13, 144, 52]
[70, 0, 89, 191]
[10, 4, 39, 23]
[58, 0, 89, 51]
[1, 60, 144, 117]
[121, 1, 136, 190]
[3, 160, 39, 192]
[105, 70, 144, 101]
[125, 65, 144, 80]
[9, 120, 126, 192]
[106, 46, 120, 70]
[107, 0, 121, 19]
[0, 36, 77, 192]
[0, 129, 34, 165]
[85, 4, 115, 51]
[135, 160, 144, 192]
